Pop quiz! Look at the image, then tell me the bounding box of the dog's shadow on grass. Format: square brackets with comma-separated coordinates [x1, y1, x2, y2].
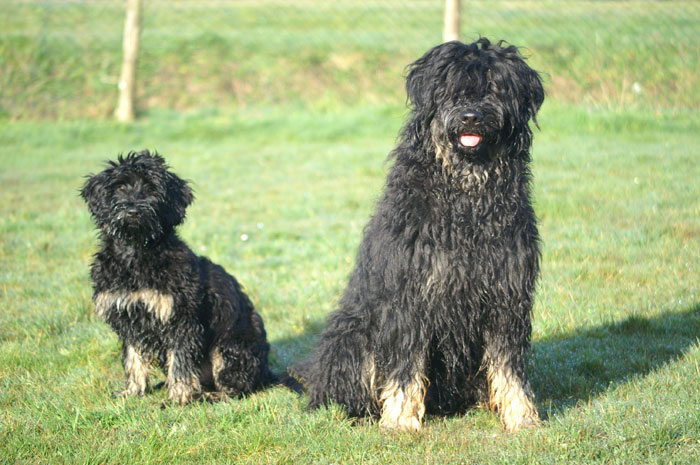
[530, 302, 700, 417]
[269, 317, 325, 379]
[270, 302, 700, 422]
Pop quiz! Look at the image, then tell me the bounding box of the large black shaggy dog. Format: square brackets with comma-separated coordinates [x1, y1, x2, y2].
[297, 39, 544, 432]
[81, 150, 275, 404]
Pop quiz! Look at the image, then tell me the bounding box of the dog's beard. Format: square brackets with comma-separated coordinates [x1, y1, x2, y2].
[430, 108, 506, 191]
[431, 107, 503, 159]
[431, 121, 491, 165]
[104, 203, 164, 245]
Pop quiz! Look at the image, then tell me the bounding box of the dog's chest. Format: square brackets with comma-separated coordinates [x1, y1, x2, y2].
[421, 215, 535, 305]
[95, 289, 175, 324]
[93, 289, 181, 350]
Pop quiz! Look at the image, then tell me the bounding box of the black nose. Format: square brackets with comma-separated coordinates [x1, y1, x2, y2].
[460, 110, 483, 125]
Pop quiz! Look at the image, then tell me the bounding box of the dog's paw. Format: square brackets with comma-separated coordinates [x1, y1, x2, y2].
[112, 390, 130, 399]
[379, 396, 423, 432]
[195, 391, 228, 403]
[112, 386, 146, 399]
[378, 380, 426, 432]
[379, 414, 422, 432]
[502, 409, 540, 433]
[166, 381, 197, 406]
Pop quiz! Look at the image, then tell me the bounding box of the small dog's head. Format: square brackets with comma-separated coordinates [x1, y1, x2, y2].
[405, 38, 544, 160]
[81, 150, 193, 244]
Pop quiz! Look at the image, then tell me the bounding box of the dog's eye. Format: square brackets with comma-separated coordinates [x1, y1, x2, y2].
[141, 180, 157, 192]
[114, 183, 129, 193]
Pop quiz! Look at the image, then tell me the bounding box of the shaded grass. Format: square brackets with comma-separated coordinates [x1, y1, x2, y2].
[1, 102, 700, 463]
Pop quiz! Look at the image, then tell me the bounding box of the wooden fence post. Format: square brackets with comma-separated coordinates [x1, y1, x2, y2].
[443, 0, 461, 42]
[115, 0, 142, 122]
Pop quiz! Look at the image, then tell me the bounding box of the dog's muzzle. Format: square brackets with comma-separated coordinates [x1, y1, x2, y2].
[457, 110, 484, 148]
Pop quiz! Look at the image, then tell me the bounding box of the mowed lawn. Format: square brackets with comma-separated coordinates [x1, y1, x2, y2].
[2, 0, 700, 463]
[1, 102, 699, 464]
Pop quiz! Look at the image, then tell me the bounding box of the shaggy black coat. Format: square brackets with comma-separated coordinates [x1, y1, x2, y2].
[298, 39, 544, 431]
[81, 151, 275, 404]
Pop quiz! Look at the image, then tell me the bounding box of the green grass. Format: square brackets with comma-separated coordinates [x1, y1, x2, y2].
[1, 102, 699, 464]
[1, 0, 699, 119]
[2, 0, 700, 463]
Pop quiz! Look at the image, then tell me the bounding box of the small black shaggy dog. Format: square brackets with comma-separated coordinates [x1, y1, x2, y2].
[297, 39, 544, 432]
[81, 150, 275, 404]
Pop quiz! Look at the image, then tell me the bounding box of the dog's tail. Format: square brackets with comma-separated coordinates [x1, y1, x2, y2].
[276, 370, 305, 395]
[284, 358, 314, 395]
[259, 366, 305, 395]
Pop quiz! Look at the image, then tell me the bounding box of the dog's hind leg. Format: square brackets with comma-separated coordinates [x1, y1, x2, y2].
[209, 345, 257, 397]
[304, 323, 377, 418]
[484, 345, 539, 433]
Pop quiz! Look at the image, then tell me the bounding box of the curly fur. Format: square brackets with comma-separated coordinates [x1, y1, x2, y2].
[81, 150, 276, 404]
[296, 38, 545, 432]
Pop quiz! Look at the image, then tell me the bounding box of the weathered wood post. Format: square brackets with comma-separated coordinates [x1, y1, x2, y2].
[115, 0, 142, 122]
[443, 0, 461, 42]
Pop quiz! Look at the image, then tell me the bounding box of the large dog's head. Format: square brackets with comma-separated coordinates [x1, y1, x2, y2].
[404, 38, 544, 164]
[81, 150, 193, 244]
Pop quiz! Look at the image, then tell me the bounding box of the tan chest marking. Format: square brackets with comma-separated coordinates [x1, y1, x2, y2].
[94, 289, 175, 323]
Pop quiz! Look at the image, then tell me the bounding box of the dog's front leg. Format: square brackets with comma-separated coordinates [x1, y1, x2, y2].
[484, 343, 539, 432]
[117, 344, 151, 397]
[378, 372, 427, 432]
[377, 349, 428, 432]
[165, 349, 201, 405]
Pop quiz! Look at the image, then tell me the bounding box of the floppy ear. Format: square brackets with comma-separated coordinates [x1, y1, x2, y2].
[494, 51, 545, 132]
[80, 171, 107, 221]
[404, 42, 468, 146]
[508, 48, 544, 127]
[524, 66, 544, 128]
[161, 170, 194, 228]
[405, 43, 454, 111]
[405, 54, 433, 110]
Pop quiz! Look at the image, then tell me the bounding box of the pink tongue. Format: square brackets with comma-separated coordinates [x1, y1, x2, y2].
[460, 134, 482, 147]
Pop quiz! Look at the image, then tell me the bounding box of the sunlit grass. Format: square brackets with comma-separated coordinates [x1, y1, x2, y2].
[2, 102, 699, 463]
